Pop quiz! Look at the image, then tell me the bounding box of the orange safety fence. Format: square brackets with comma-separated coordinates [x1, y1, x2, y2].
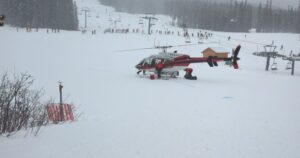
[46, 104, 74, 122]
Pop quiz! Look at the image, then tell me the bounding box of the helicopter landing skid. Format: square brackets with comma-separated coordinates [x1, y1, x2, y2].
[137, 70, 147, 75]
[137, 71, 179, 80]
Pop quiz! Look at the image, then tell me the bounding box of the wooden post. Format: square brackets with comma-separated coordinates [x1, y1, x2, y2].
[59, 82, 64, 121]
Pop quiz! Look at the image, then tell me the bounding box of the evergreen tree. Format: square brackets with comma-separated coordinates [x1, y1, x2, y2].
[0, 0, 78, 30]
[256, 2, 263, 32]
[98, 0, 300, 33]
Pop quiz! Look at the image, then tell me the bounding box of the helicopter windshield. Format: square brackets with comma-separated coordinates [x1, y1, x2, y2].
[138, 56, 172, 67]
[138, 58, 152, 66]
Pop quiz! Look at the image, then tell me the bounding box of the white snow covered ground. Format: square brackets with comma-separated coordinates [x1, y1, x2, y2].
[1, 0, 300, 157]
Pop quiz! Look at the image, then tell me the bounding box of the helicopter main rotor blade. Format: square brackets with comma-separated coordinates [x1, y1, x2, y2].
[174, 41, 218, 47]
[173, 43, 199, 47]
[114, 42, 206, 53]
[114, 47, 157, 52]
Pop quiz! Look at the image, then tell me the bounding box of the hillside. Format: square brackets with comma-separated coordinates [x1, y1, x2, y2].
[1, 0, 300, 158]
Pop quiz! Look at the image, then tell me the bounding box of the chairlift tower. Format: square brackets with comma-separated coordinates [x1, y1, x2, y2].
[253, 45, 285, 71]
[81, 8, 90, 29]
[142, 15, 158, 35]
[282, 56, 300, 75]
[264, 45, 277, 71]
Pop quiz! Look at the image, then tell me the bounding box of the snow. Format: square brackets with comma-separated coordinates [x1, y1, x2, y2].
[1, 0, 300, 158]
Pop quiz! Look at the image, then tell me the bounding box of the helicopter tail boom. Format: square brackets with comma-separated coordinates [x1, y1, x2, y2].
[206, 45, 241, 69]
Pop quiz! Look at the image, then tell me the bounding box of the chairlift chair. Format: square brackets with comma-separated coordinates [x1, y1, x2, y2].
[271, 58, 278, 70]
[271, 63, 278, 70]
[286, 61, 292, 70]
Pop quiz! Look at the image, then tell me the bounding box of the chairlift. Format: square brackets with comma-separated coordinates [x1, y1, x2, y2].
[286, 61, 292, 70]
[271, 58, 278, 70]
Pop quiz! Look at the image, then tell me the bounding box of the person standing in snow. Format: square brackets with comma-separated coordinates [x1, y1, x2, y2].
[155, 60, 164, 79]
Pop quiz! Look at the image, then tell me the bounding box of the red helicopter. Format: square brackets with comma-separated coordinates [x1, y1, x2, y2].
[134, 44, 241, 80]
[118, 44, 241, 80]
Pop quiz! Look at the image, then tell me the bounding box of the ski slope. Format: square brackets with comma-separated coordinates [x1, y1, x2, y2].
[1, 0, 300, 158]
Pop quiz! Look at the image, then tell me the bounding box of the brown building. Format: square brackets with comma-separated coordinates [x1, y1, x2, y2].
[202, 47, 229, 58]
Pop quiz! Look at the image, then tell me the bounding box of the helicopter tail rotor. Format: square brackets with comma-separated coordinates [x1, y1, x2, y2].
[232, 45, 241, 69]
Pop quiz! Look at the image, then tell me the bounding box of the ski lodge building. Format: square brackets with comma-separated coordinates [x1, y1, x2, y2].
[202, 47, 230, 58]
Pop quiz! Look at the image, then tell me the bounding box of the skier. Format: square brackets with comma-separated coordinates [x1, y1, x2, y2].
[228, 36, 231, 41]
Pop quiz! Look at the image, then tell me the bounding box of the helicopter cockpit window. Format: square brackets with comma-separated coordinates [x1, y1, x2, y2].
[155, 59, 161, 64]
[151, 59, 156, 66]
[138, 60, 145, 66]
[138, 58, 151, 67]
